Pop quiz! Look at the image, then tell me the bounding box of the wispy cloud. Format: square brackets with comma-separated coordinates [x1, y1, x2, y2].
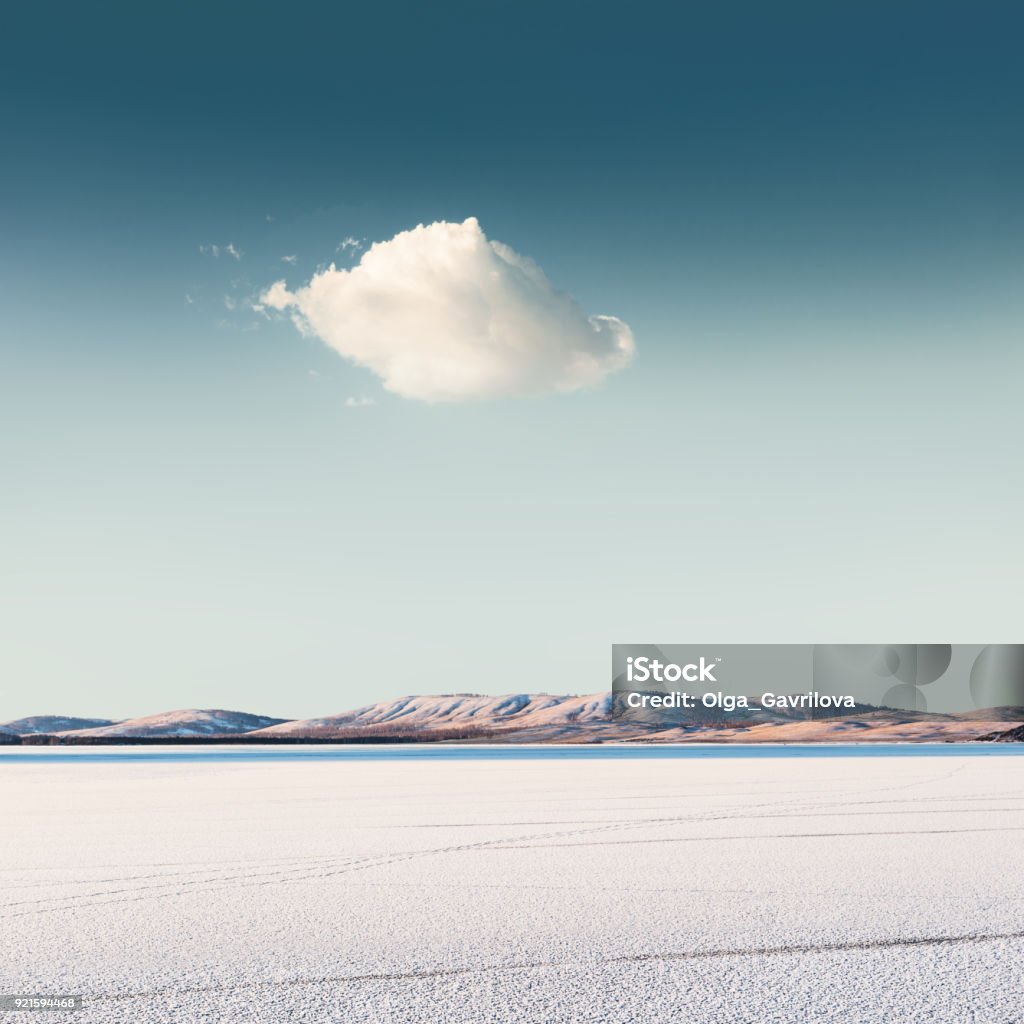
[337, 237, 363, 255]
[281, 254, 298, 265]
[344, 396, 376, 408]
[200, 242, 244, 260]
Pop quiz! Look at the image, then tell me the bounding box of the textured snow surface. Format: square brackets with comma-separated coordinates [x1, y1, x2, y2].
[2, 755, 1023, 1022]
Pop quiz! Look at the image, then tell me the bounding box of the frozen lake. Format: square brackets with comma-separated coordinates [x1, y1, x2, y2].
[3, 751, 1023, 1021]
[2, 741, 1022, 763]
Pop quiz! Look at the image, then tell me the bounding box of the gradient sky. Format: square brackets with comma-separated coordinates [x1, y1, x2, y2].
[2, 1, 1022, 719]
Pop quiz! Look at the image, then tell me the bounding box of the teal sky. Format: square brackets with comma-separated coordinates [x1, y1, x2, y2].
[2, 1, 1022, 719]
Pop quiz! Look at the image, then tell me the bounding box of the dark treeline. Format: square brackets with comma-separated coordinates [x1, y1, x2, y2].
[13, 726, 498, 746]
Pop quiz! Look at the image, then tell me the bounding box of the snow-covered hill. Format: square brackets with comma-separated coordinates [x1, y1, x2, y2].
[0, 716, 115, 735]
[59, 709, 290, 738]
[250, 693, 618, 740]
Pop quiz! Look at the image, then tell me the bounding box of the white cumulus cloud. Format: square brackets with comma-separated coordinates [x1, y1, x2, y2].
[258, 217, 634, 403]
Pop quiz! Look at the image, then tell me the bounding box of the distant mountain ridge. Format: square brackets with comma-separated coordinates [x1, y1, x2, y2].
[33, 709, 287, 738]
[2, 716, 116, 736]
[253, 693, 617, 741]
[2, 696, 1023, 744]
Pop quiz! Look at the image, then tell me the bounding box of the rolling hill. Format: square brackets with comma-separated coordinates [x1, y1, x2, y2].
[55, 709, 290, 738]
[0, 716, 116, 735]
[250, 693, 620, 741]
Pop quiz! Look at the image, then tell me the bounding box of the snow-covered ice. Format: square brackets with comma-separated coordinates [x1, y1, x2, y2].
[2, 752, 1023, 1022]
